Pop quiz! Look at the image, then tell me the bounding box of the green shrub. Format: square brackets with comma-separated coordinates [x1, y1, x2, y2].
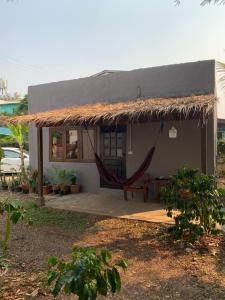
[47, 246, 128, 299]
[161, 166, 225, 243]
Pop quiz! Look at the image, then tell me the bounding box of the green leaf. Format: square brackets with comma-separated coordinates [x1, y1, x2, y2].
[106, 269, 117, 293]
[100, 249, 112, 265]
[47, 270, 57, 285]
[48, 256, 58, 267]
[113, 267, 121, 291]
[116, 259, 128, 271]
[97, 275, 108, 296]
[10, 211, 22, 224]
[52, 275, 67, 297]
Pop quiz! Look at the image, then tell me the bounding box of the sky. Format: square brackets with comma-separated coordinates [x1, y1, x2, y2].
[1, 0, 225, 95]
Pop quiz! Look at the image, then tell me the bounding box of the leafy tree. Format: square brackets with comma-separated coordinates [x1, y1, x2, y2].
[161, 166, 225, 242]
[47, 247, 128, 299]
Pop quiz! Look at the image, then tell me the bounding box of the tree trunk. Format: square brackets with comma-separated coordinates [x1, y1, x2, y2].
[19, 145, 25, 175]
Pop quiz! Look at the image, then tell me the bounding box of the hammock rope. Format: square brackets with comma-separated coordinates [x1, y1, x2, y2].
[84, 122, 164, 188]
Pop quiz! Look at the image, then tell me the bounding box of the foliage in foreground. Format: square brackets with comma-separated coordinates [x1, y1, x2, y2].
[0, 200, 31, 252]
[47, 247, 128, 300]
[161, 166, 225, 242]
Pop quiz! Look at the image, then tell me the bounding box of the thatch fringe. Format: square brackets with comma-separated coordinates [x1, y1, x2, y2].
[9, 94, 215, 127]
[0, 115, 12, 126]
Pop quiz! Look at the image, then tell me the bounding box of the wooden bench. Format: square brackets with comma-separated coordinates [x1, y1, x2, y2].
[123, 173, 150, 202]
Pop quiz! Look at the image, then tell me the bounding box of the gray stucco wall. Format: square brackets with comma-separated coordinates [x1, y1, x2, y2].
[28, 60, 216, 194]
[28, 60, 215, 113]
[29, 117, 215, 193]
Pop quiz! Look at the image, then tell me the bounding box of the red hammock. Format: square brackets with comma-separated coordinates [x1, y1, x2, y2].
[85, 123, 163, 188]
[95, 146, 155, 188]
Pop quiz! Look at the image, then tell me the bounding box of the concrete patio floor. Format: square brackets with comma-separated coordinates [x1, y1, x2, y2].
[45, 192, 174, 224]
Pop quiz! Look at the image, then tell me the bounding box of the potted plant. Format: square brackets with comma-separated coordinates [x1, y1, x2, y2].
[43, 176, 52, 195]
[70, 172, 80, 193]
[53, 166, 71, 196]
[59, 183, 70, 195]
[21, 180, 29, 194]
[53, 184, 60, 194]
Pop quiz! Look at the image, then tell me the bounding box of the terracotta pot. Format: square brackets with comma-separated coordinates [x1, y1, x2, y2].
[21, 183, 29, 194]
[70, 184, 81, 194]
[43, 185, 50, 195]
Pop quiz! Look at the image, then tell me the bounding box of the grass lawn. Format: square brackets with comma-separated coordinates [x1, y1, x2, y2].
[0, 191, 225, 300]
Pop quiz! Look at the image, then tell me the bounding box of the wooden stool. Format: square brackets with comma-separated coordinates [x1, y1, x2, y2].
[123, 173, 150, 202]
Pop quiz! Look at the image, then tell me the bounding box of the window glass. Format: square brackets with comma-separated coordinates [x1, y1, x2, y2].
[4, 150, 20, 158]
[50, 127, 95, 162]
[117, 148, 123, 157]
[66, 130, 79, 159]
[51, 131, 64, 160]
[111, 149, 116, 157]
[104, 148, 110, 157]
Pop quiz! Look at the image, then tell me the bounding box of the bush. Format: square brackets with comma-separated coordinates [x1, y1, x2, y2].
[47, 246, 128, 299]
[161, 166, 225, 243]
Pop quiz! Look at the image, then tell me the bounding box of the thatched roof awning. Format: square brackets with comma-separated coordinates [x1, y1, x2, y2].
[9, 94, 215, 127]
[0, 116, 11, 126]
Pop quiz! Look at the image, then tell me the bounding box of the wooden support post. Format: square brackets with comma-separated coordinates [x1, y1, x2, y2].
[37, 126, 45, 206]
[201, 120, 207, 174]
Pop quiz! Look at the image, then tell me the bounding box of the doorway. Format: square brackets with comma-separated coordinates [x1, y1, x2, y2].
[100, 125, 126, 188]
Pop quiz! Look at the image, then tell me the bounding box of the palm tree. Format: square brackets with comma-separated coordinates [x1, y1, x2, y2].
[217, 62, 225, 92]
[0, 147, 5, 173]
[4, 124, 28, 174]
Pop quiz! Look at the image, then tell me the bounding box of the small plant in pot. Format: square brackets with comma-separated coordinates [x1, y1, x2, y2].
[70, 172, 80, 193]
[21, 180, 29, 194]
[43, 176, 52, 195]
[59, 183, 70, 195]
[53, 184, 60, 194]
[53, 166, 71, 196]
[20, 170, 29, 194]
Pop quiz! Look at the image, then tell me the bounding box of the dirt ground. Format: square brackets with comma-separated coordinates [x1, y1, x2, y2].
[0, 192, 225, 300]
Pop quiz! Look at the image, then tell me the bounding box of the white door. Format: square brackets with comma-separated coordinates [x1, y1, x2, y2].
[1, 150, 21, 173]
